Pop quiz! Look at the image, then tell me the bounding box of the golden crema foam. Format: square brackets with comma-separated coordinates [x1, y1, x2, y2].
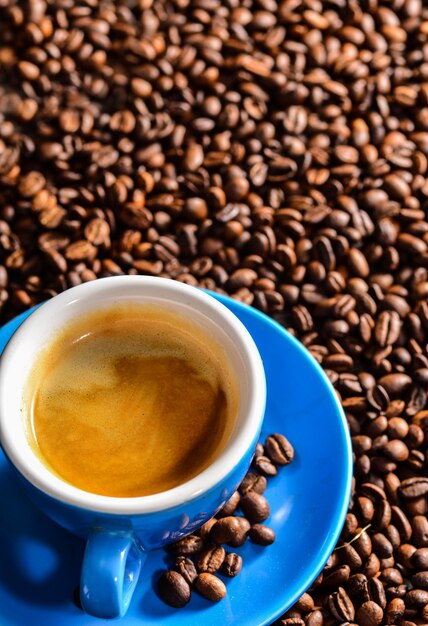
[24, 304, 239, 497]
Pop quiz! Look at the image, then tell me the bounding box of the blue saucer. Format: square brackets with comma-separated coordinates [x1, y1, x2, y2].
[0, 294, 352, 626]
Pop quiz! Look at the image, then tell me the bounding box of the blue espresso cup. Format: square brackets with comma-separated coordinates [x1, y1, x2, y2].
[0, 276, 266, 618]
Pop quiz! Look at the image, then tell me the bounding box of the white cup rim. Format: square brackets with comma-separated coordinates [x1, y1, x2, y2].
[0, 277, 266, 514]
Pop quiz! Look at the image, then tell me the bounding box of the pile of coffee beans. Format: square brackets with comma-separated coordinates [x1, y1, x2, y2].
[1, 0, 428, 623]
[158, 433, 293, 607]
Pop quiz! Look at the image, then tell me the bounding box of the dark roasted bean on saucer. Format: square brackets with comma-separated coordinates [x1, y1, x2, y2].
[197, 546, 225, 574]
[216, 491, 240, 518]
[171, 535, 203, 556]
[158, 571, 191, 608]
[254, 455, 278, 477]
[239, 471, 267, 496]
[195, 573, 226, 602]
[222, 553, 242, 577]
[253, 442, 264, 460]
[227, 517, 251, 547]
[249, 524, 276, 546]
[175, 557, 197, 586]
[198, 518, 216, 542]
[265, 434, 294, 466]
[210, 517, 242, 544]
[240, 492, 270, 523]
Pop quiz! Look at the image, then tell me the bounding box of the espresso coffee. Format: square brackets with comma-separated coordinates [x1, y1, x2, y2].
[24, 304, 239, 497]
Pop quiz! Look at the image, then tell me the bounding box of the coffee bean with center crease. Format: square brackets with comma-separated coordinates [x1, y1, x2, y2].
[222, 553, 242, 577]
[171, 535, 203, 555]
[158, 571, 191, 608]
[197, 546, 225, 574]
[239, 471, 267, 495]
[254, 455, 278, 477]
[175, 557, 198, 586]
[399, 478, 428, 499]
[328, 587, 355, 622]
[265, 433, 294, 465]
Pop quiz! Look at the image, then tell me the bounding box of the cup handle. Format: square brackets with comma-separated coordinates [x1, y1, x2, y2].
[80, 529, 144, 618]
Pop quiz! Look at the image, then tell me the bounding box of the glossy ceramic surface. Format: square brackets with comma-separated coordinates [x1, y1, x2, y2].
[0, 294, 352, 625]
[0, 278, 266, 618]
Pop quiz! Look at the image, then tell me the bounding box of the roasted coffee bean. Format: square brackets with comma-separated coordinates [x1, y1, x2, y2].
[372, 533, 393, 558]
[197, 546, 225, 574]
[222, 553, 242, 577]
[254, 455, 278, 477]
[348, 573, 369, 602]
[249, 524, 276, 546]
[364, 553, 381, 579]
[383, 440, 409, 462]
[353, 529, 372, 560]
[195, 573, 226, 602]
[373, 499, 391, 530]
[385, 597, 405, 624]
[227, 517, 251, 547]
[356, 497, 375, 523]
[413, 548, 428, 570]
[209, 517, 242, 545]
[399, 478, 428, 499]
[405, 589, 428, 607]
[158, 571, 191, 608]
[341, 544, 363, 572]
[396, 544, 417, 570]
[240, 492, 270, 523]
[328, 587, 355, 622]
[356, 600, 384, 626]
[216, 491, 240, 518]
[412, 571, 428, 590]
[368, 577, 386, 609]
[171, 535, 203, 556]
[323, 565, 351, 588]
[295, 593, 314, 613]
[383, 527, 400, 554]
[305, 610, 324, 626]
[380, 567, 403, 587]
[175, 557, 198, 587]
[264, 433, 294, 466]
[342, 513, 358, 539]
[239, 471, 267, 496]
[198, 519, 217, 543]
[391, 506, 412, 542]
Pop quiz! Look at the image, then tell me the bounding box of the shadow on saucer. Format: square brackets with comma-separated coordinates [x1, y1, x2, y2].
[0, 462, 84, 608]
